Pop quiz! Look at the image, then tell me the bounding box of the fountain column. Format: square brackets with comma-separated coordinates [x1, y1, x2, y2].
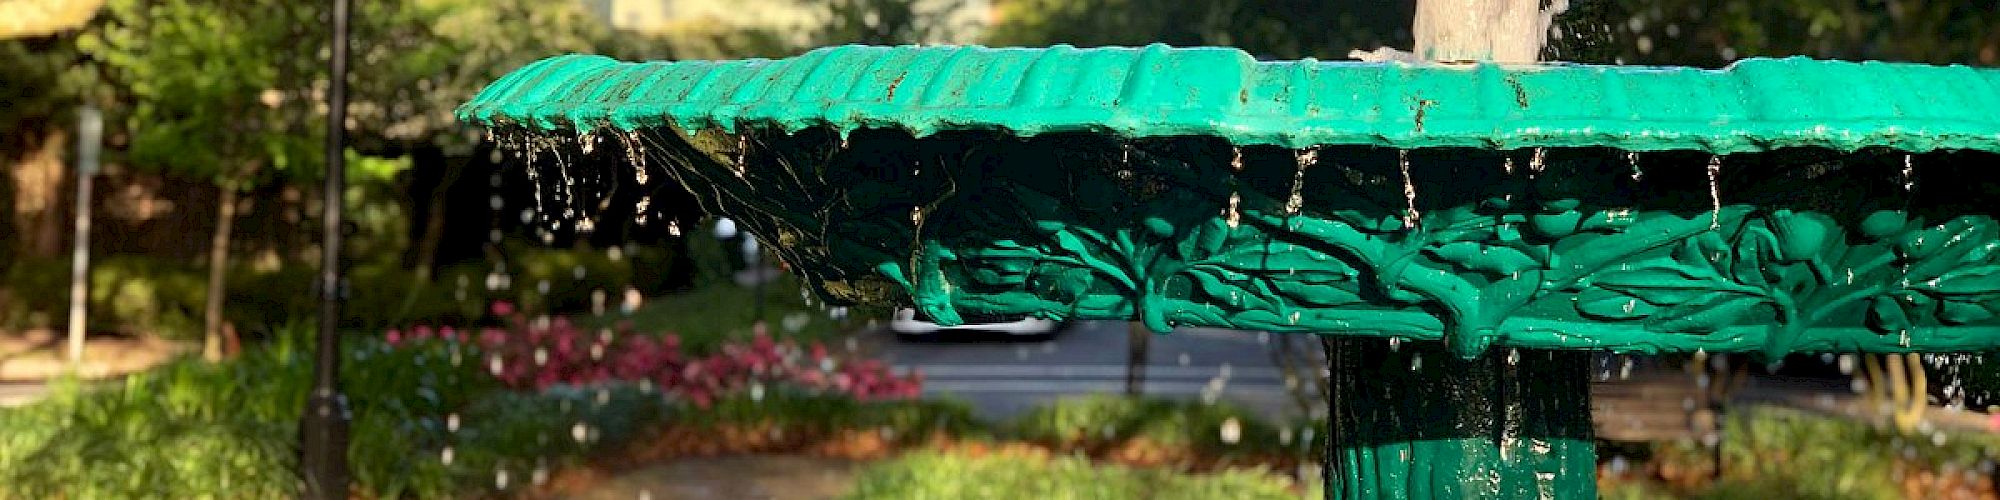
[1321, 339, 1595, 498]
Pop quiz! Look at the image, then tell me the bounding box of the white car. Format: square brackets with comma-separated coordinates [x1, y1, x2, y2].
[889, 309, 1064, 339]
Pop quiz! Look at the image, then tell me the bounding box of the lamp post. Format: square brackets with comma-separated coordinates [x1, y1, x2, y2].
[301, 0, 352, 496]
[67, 104, 101, 367]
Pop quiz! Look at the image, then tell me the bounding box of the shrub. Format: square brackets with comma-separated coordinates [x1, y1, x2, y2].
[1009, 395, 1312, 460]
[395, 304, 921, 406]
[0, 324, 496, 498]
[846, 450, 1313, 500]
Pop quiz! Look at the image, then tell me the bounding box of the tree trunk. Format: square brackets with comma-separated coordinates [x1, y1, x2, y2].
[9, 128, 68, 259]
[1321, 338, 1596, 499]
[202, 187, 239, 362]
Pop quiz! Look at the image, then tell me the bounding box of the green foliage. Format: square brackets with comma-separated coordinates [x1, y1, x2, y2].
[1604, 0, 2000, 67]
[1008, 395, 1310, 459]
[1614, 405, 2000, 499]
[596, 272, 872, 354]
[78, 0, 322, 186]
[348, 0, 613, 154]
[846, 450, 1313, 500]
[985, 0, 1404, 60]
[1, 255, 205, 339]
[0, 324, 499, 498]
[689, 391, 986, 441]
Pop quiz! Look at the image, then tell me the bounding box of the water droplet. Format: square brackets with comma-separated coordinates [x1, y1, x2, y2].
[1286, 148, 1316, 215]
[1398, 150, 1420, 227]
[1224, 192, 1242, 229]
[1706, 155, 1723, 229]
[1626, 151, 1642, 181]
[733, 134, 750, 178]
[1528, 147, 1547, 178]
[1903, 153, 1916, 193]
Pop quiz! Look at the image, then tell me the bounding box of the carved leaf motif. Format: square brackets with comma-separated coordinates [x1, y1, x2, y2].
[1870, 295, 1912, 332]
[1915, 265, 2000, 297]
[1592, 264, 1738, 306]
[1576, 287, 1657, 320]
[1425, 241, 1540, 277]
[1939, 299, 1998, 325]
[1648, 293, 1763, 333]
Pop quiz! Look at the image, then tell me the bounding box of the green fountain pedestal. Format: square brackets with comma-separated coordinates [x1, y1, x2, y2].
[460, 45, 2000, 499]
[1324, 341, 1595, 498]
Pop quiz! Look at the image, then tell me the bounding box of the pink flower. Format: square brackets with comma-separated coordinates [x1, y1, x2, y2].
[490, 300, 516, 316]
[440, 326, 459, 342]
[384, 329, 402, 345]
[413, 325, 435, 341]
[478, 328, 507, 348]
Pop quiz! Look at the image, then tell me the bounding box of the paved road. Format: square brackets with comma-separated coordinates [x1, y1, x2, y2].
[871, 321, 1322, 422]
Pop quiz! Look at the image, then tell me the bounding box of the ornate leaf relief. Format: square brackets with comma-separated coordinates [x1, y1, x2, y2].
[643, 126, 2000, 357]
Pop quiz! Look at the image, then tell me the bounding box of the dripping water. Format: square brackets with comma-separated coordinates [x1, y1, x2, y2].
[1706, 155, 1723, 230]
[1398, 150, 1420, 228]
[733, 133, 750, 179]
[1626, 151, 1642, 181]
[1528, 147, 1547, 178]
[1225, 192, 1242, 229]
[1902, 153, 1916, 193]
[1286, 147, 1316, 215]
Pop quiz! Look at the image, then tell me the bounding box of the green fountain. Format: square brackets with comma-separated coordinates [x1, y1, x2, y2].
[458, 40, 2000, 498]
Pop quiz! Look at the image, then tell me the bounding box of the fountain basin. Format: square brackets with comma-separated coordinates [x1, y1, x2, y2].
[462, 45, 2000, 359]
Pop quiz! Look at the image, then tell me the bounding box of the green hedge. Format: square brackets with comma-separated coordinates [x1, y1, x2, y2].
[847, 450, 1314, 500]
[1009, 395, 1319, 460]
[0, 241, 695, 339]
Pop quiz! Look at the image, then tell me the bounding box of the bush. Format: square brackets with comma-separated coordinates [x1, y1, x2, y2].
[0, 255, 207, 339]
[396, 306, 920, 405]
[846, 450, 1313, 500]
[1010, 395, 1312, 460]
[0, 324, 496, 498]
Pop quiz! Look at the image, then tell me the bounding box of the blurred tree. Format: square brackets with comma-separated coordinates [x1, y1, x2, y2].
[1599, 0, 2000, 67]
[79, 0, 325, 361]
[984, 0, 1411, 60]
[814, 0, 970, 46]
[343, 0, 611, 283]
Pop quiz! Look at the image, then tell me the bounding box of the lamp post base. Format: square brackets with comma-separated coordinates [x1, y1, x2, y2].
[1321, 338, 1595, 499]
[300, 391, 350, 499]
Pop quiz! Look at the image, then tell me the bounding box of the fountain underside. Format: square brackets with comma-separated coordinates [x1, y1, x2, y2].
[462, 45, 2000, 499]
[481, 125, 2000, 498]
